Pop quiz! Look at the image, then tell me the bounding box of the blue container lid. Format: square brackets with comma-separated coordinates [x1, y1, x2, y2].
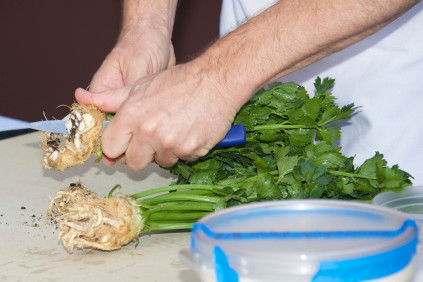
[183, 200, 418, 282]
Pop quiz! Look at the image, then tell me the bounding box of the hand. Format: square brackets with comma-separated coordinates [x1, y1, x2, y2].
[75, 62, 239, 170]
[89, 24, 176, 92]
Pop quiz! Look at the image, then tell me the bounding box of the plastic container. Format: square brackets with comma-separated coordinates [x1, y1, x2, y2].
[373, 186, 423, 280]
[180, 200, 418, 282]
[373, 186, 423, 236]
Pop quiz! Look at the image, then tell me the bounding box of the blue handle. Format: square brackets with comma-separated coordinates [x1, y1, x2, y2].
[216, 124, 246, 147]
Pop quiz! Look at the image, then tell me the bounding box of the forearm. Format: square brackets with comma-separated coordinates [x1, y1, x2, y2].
[120, 0, 178, 37]
[196, 0, 419, 110]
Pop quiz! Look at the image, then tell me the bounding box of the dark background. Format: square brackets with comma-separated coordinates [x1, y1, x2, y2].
[0, 1, 222, 121]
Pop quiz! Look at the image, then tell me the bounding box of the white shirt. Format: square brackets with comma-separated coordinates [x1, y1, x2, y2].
[220, 0, 423, 184]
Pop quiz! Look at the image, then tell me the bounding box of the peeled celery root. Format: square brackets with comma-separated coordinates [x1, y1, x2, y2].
[47, 182, 142, 252]
[41, 103, 104, 171]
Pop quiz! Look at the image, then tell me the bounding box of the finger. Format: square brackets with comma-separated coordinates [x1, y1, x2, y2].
[74, 87, 130, 113]
[102, 154, 127, 166]
[101, 115, 133, 160]
[90, 70, 124, 93]
[125, 137, 156, 171]
[154, 143, 209, 167]
[153, 134, 208, 167]
[88, 52, 125, 92]
[102, 154, 117, 166]
[153, 150, 180, 168]
[174, 127, 213, 162]
[181, 149, 209, 162]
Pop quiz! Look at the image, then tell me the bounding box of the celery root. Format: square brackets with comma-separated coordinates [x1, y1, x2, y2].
[48, 182, 221, 252]
[41, 103, 104, 171]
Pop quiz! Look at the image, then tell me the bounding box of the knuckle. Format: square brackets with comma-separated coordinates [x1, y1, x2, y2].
[161, 134, 178, 150]
[178, 137, 208, 159]
[196, 148, 209, 158]
[156, 159, 177, 168]
[137, 120, 158, 139]
[179, 144, 197, 158]
[122, 103, 141, 120]
[126, 158, 147, 171]
[125, 157, 138, 171]
[125, 152, 144, 171]
[100, 140, 116, 159]
[155, 154, 178, 168]
[179, 147, 209, 162]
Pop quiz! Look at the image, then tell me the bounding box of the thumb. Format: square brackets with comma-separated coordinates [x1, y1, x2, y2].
[74, 87, 130, 113]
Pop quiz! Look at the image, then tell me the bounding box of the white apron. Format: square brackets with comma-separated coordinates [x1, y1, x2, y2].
[220, 0, 423, 184]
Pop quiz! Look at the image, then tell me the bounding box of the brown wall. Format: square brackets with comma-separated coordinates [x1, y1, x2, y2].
[0, 1, 221, 121]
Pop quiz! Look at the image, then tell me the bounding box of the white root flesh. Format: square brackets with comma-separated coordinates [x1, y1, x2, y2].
[47, 182, 143, 252]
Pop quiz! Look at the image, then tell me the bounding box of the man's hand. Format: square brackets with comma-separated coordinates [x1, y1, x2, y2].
[88, 0, 177, 92]
[75, 62, 239, 170]
[89, 26, 175, 92]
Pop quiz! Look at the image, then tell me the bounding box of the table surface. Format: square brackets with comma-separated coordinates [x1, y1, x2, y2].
[0, 132, 201, 282]
[1, 132, 422, 282]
